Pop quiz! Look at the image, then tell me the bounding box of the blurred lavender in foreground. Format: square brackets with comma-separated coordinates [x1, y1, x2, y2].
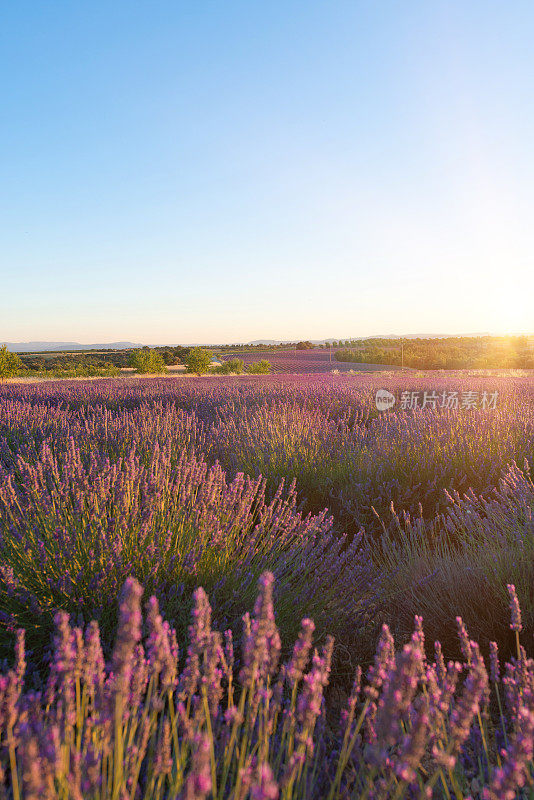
[0, 573, 531, 799]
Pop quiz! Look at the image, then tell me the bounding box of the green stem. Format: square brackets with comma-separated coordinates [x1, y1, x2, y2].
[8, 730, 20, 800]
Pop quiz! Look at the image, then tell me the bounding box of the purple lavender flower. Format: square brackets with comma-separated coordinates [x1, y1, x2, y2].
[456, 616, 472, 664]
[484, 702, 534, 800]
[14, 629, 25, 686]
[395, 695, 429, 783]
[372, 642, 423, 763]
[240, 572, 281, 688]
[250, 763, 279, 800]
[507, 584, 523, 633]
[146, 595, 177, 691]
[83, 620, 105, 699]
[286, 618, 315, 687]
[223, 629, 234, 677]
[296, 637, 333, 750]
[153, 719, 173, 777]
[20, 725, 47, 800]
[112, 577, 143, 700]
[444, 642, 488, 766]
[434, 641, 446, 686]
[179, 587, 212, 700]
[341, 665, 362, 737]
[46, 611, 76, 728]
[364, 623, 394, 702]
[183, 733, 211, 799]
[489, 641, 500, 684]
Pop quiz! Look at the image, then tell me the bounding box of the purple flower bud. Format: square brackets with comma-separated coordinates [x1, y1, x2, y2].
[395, 695, 429, 783]
[448, 643, 488, 756]
[250, 763, 279, 800]
[372, 643, 423, 763]
[507, 584, 523, 633]
[286, 618, 315, 687]
[146, 596, 176, 691]
[240, 572, 281, 688]
[489, 641, 500, 684]
[364, 624, 394, 702]
[112, 577, 143, 700]
[434, 641, 446, 686]
[14, 629, 25, 687]
[456, 617, 472, 664]
[183, 733, 211, 799]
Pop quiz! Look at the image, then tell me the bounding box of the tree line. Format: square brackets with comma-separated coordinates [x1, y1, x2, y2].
[0, 344, 272, 380]
[335, 336, 534, 369]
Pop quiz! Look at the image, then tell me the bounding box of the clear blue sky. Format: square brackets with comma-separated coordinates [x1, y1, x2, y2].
[2, 1, 533, 344]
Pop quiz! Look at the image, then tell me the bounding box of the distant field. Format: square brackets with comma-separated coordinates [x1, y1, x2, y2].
[218, 348, 404, 372]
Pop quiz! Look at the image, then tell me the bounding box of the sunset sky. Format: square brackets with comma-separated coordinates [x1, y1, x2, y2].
[2, 1, 533, 344]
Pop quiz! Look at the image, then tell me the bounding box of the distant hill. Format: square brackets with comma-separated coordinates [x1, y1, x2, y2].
[2, 341, 143, 353]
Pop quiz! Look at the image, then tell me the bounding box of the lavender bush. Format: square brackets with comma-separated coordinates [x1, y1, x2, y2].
[1, 572, 534, 799]
[373, 458, 534, 654]
[0, 439, 369, 659]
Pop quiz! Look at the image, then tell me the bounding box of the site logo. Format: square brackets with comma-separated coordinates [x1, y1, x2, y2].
[375, 389, 396, 411]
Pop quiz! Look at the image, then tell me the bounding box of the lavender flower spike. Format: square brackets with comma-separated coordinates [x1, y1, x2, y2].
[489, 641, 500, 684]
[251, 763, 279, 800]
[183, 733, 211, 800]
[112, 577, 143, 697]
[507, 584, 523, 633]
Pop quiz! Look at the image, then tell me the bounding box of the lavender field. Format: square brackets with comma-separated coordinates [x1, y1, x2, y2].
[0, 373, 534, 798]
[217, 350, 403, 373]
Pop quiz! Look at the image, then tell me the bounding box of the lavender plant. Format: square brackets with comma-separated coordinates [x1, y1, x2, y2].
[0, 572, 533, 798]
[0, 435, 370, 659]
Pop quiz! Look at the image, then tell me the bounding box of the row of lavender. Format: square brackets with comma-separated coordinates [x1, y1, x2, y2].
[0, 572, 532, 799]
[0, 375, 533, 654]
[2, 374, 532, 531]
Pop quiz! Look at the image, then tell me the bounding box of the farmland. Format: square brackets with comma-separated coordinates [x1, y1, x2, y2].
[217, 348, 404, 373]
[0, 372, 534, 797]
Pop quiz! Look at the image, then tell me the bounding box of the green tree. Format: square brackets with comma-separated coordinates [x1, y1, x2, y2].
[246, 359, 271, 374]
[0, 345, 23, 382]
[220, 357, 245, 374]
[161, 349, 175, 366]
[129, 349, 167, 374]
[184, 347, 213, 375]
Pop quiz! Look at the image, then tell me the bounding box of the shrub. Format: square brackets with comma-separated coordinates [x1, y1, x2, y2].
[372, 460, 534, 657]
[0, 344, 22, 381]
[185, 347, 213, 375]
[222, 357, 245, 374]
[211, 363, 227, 374]
[211, 359, 245, 375]
[0, 439, 369, 657]
[246, 359, 271, 374]
[212, 400, 362, 512]
[48, 363, 120, 378]
[129, 349, 167, 374]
